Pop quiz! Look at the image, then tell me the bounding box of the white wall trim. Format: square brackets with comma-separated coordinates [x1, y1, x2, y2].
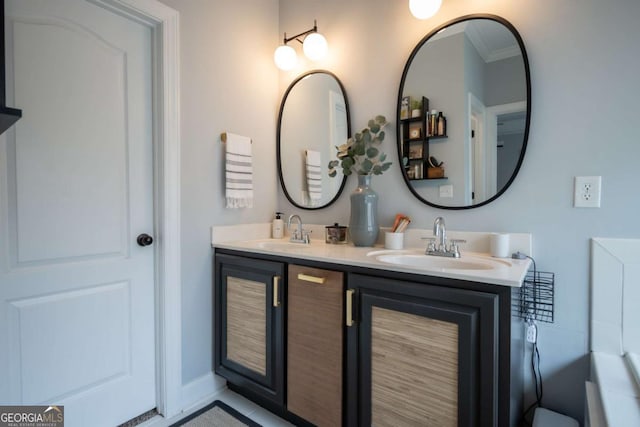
[91, 0, 182, 419]
[467, 91, 487, 205]
[142, 376, 227, 427]
[180, 372, 226, 411]
[486, 101, 527, 118]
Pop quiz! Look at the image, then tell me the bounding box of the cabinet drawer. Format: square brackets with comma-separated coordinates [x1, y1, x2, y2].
[287, 264, 344, 427]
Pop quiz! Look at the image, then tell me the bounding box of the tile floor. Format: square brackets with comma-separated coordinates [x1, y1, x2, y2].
[140, 388, 294, 427]
[207, 388, 295, 427]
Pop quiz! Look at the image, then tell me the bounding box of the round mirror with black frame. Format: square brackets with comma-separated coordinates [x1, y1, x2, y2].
[397, 14, 531, 209]
[277, 70, 351, 210]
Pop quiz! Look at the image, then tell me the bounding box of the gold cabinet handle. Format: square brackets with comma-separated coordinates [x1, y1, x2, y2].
[273, 276, 280, 307]
[346, 289, 354, 327]
[297, 273, 326, 284]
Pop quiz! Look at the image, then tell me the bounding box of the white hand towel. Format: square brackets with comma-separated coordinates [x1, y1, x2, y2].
[225, 133, 253, 208]
[305, 149, 322, 204]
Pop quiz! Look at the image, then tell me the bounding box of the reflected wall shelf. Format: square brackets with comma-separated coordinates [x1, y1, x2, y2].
[401, 96, 448, 180]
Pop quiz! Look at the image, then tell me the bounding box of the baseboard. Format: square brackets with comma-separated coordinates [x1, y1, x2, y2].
[139, 374, 227, 427]
[180, 372, 226, 411]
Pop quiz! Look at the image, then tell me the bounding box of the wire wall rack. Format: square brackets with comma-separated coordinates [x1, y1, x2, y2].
[512, 269, 555, 323]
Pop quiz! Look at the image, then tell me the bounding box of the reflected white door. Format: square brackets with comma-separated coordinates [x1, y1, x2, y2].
[468, 92, 487, 205]
[0, 1, 156, 426]
[465, 114, 482, 204]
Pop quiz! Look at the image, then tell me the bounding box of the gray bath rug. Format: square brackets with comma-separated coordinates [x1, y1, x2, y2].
[171, 400, 261, 427]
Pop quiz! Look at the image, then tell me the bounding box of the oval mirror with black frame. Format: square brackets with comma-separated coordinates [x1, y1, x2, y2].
[397, 14, 531, 209]
[277, 70, 350, 209]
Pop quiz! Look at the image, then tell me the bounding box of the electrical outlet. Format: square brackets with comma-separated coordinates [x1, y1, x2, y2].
[574, 176, 601, 208]
[526, 322, 537, 343]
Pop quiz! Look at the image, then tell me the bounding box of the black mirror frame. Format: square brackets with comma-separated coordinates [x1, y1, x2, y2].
[277, 70, 351, 210]
[396, 14, 531, 210]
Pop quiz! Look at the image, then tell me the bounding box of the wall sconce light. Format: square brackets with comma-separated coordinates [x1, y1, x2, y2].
[409, 0, 442, 20]
[274, 20, 328, 71]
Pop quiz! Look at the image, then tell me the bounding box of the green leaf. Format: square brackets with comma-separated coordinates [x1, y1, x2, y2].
[363, 130, 372, 143]
[341, 157, 354, 170]
[340, 116, 392, 176]
[362, 159, 373, 173]
[366, 147, 379, 158]
[328, 160, 338, 168]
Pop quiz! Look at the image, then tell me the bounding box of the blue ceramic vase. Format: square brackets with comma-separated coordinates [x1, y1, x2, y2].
[349, 175, 379, 247]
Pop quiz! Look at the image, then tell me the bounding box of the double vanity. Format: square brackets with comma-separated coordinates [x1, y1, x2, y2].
[212, 224, 531, 427]
[220, 11, 534, 427]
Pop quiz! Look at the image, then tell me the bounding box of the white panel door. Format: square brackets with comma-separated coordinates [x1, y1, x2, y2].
[0, 1, 156, 426]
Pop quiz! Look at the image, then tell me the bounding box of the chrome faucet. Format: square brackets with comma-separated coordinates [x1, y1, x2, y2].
[434, 216, 446, 249]
[287, 214, 311, 244]
[424, 216, 465, 258]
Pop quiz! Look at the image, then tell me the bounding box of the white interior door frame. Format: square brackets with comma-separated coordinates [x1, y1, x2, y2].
[89, 0, 182, 418]
[486, 101, 526, 195]
[486, 101, 527, 127]
[467, 92, 486, 205]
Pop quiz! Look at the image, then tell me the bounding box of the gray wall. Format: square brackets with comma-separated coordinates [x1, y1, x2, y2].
[485, 56, 527, 190]
[151, 0, 640, 420]
[158, 0, 279, 385]
[277, 0, 640, 422]
[497, 132, 525, 188]
[485, 55, 527, 107]
[464, 34, 486, 104]
[403, 33, 466, 204]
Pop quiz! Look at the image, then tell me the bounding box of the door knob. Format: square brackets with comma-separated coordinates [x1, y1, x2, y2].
[137, 233, 154, 247]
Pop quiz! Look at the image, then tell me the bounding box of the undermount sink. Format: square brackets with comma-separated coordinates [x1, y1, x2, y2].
[371, 250, 512, 271]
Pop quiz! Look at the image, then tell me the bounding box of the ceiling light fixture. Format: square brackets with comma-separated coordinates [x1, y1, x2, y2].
[274, 20, 328, 71]
[409, 0, 442, 20]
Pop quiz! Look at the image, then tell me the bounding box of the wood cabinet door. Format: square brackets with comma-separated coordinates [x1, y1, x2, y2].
[287, 264, 344, 427]
[347, 274, 499, 427]
[214, 254, 285, 406]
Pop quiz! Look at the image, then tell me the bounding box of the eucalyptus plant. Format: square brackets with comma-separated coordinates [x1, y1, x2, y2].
[328, 115, 392, 176]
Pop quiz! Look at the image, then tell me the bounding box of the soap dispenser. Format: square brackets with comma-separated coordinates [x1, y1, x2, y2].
[272, 212, 284, 239]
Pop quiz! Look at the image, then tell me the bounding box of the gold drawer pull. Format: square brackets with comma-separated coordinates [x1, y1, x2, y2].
[297, 273, 326, 284]
[273, 276, 280, 307]
[346, 289, 354, 327]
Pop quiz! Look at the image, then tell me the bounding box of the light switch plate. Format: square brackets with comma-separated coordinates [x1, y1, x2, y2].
[574, 176, 601, 208]
[439, 184, 453, 198]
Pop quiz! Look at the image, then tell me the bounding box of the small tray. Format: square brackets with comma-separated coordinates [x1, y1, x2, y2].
[427, 166, 444, 179]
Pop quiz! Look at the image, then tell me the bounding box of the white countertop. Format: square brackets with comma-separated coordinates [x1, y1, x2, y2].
[212, 234, 531, 287]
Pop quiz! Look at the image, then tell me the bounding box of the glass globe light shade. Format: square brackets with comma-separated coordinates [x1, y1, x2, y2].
[409, 0, 442, 20]
[274, 44, 297, 70]
[302, 32, 328, 61]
